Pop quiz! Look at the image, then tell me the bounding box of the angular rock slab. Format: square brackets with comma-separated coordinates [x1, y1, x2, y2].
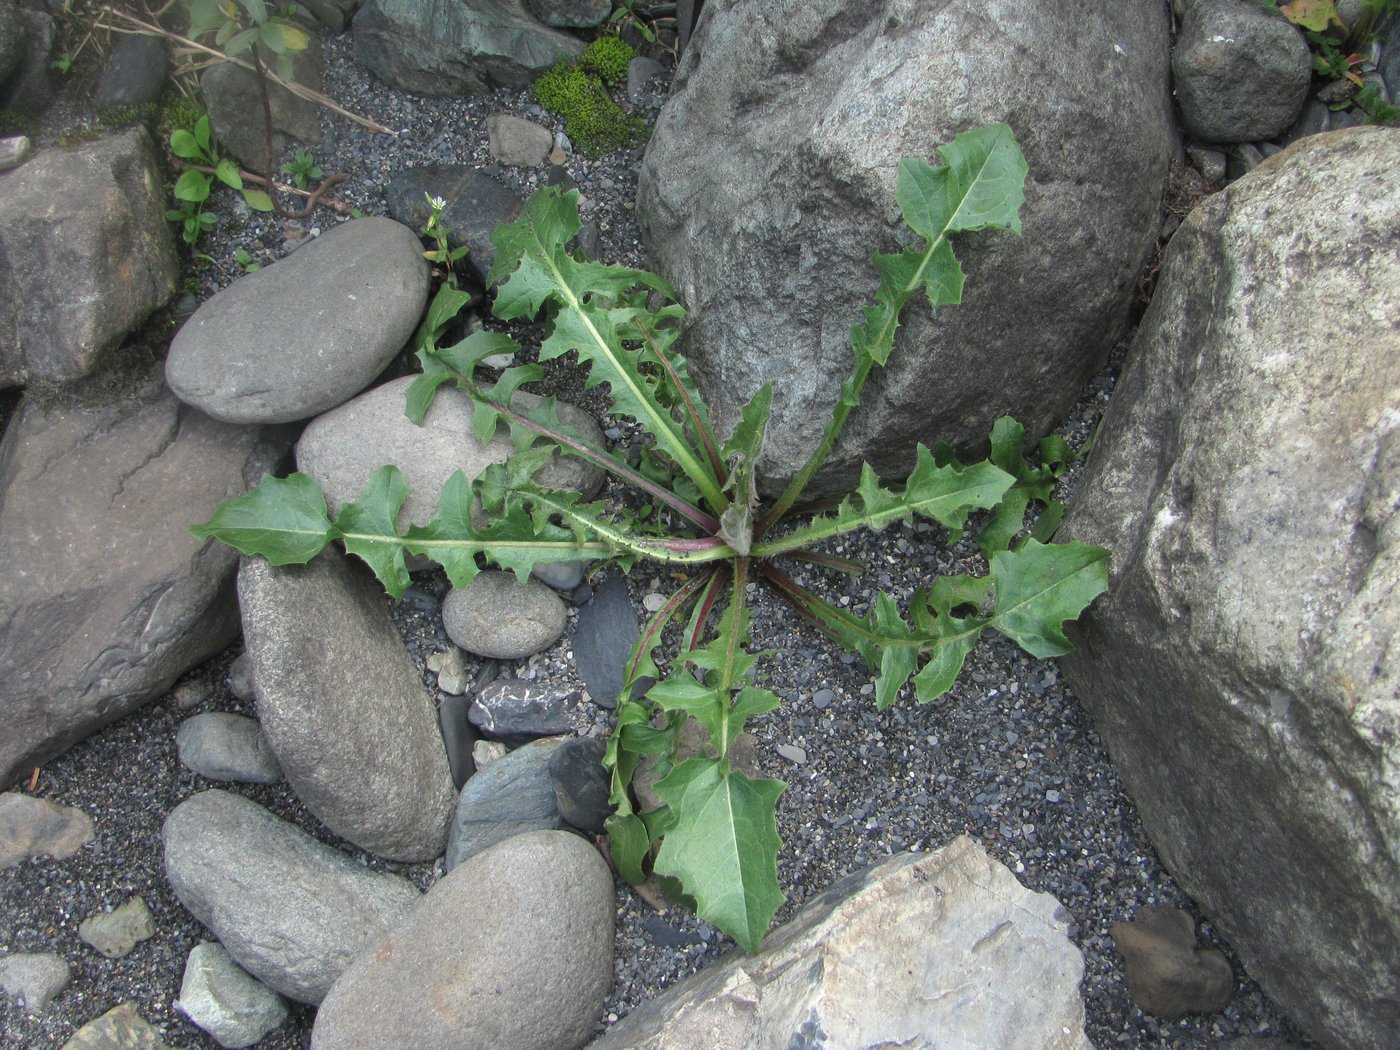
[239, 548, 455, 862]
[60, 1002, 170, 1049]
[593, 836, 1090, 1049]
[294, 375, 605, 532]
[165, 217, 428, 424]
[175, 941, 289, 1049]
[0, 382, 288, 788]
[1060, 127, 1400, 1050]
[163, 789, 421, 1005]
[201, 36, 322, 169]
[638, 0, 1175, 495]
[353, 0, 584, 96]
[0, 128, 177, 387]
[312, 830, 614, 1050]
[445, 736, 565, 869]
[0, 793, 93, 867]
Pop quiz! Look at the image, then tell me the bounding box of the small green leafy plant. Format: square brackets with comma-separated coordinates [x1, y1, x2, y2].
[421, 194, 471, 286]
[193, 125, 1108, 952]
[166, 113, 274, 247]
[1268, 0, 1400, 121]
[281, 147, 324, 189]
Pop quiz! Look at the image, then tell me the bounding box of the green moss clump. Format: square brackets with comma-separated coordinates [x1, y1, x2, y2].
[533, 63, 645, 159]
[98, 102, 158, 131]
[581, 35, 637, 86]
[0, 108, 38, 138]
[157, 93, 206, 147]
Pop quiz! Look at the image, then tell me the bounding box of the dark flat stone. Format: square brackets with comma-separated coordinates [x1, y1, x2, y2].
[548, 736, 610, 835]
[570, 575, 638, 710]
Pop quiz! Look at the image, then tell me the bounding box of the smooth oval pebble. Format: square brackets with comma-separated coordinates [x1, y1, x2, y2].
[165, 217, 428, 424]
[312, 830, 614, 1050]
[443, 571, 567, 659]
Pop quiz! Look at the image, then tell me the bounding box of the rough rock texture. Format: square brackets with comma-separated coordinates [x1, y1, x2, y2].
[637, 0, 1175, 495]
[0, 129, 177, 387]
[0, 951, 71, 1011]
[444, 736, 565, 869]
[311, 830, 614, 1050]
[294, 376, 604, 532]
[60, 1002, 170, 1049]
[165, 217, 427, 424]
[0, 793, 93, 867]
[200, 38, 323, 168]
[162, 789, 421, 1005]
[95, 32, 169, 110]
[442, 570, 568, 659]
[175, 941, 289, 1049]
[0, 380, 288, 788]
[301, 0, 359, 31]
[78, 895, 156, 959]
[1060, 127, 1400, 1050]
[239, 549, 456, 862]
[1110, 906, 1234, 1019]
[526, 0, 611, 28]
[1171, 0, 1311, 144]
[593, 836, 1090, 1049]
[353, 0, 584, 96]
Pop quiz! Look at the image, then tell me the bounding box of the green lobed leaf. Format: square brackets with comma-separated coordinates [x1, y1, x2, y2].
[651, 757, 786, 953]
[987, 539, 1110, 658]
[333, 465, 412, 598]
[190, 473, 335, 564]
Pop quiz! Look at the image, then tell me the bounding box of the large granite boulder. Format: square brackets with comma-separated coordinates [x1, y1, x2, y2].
[593, 836, 1090, 1049]
[1060, 126, 1400, 1050]
[238, 548, 456, 862]
[0, 129, 178, 388]
[637, 0, 1174, 494]
[0, 378, 289, 788]
[353, 0, 584, 96]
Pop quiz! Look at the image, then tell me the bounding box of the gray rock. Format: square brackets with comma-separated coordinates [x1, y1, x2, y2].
[96, 32, 168, 110]
[473, 738, 509, 767]
[311, 830, 613, 1050]
[570, 574, 638, 709]
[426, 646, 469, 694]
[352, 0, 584, 96]
[0, 129, 177, 387]
[443, 571, 568, 660]
[200, 39, 323, 169]
[294, 376, 605, 538]
[549, 735, 610, 835]
[384, 164, 522, 280]
[525, 0, 611, 28]
[0, 951, 70, 1011]
[469, 677, 578, 742]
[163, 789, 421, 1004]
[593, 836, 1090, 1049]
[175, 941, 289, 1049]
[166, 217, 427, 424]
[532, 557, 590, 591]
[1, 9, 54, 114]
[446, 736, 565, 869]
[437, 692, 476, 790]
[638, 0, 1175, 496]
[176, 712, 282, 784]
[239, 549, 455, 862]
[0, 381, 288, 788]
[627, 56, 666, 105]
[0, 1, 23, 84]
[0, 133, 29, 171]
[1060, 126, 1400, 1050]
[78, 896, 156, 959]
[1172, 0, 1312, 144]
[301, 0, 359, 30]
[227, 652, 256, 702]
[1110, 906, 1233, 1018]
[60, 1002, 170, 1049]
[488, 111, 553, 166]
[0, 793, 93, 868]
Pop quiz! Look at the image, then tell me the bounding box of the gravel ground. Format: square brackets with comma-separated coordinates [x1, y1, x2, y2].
[1, 22, 1317, 1050]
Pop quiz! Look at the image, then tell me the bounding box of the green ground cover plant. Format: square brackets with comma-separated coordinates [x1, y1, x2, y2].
[193, 124, 1109, 952]
[533, 60, 646, 157]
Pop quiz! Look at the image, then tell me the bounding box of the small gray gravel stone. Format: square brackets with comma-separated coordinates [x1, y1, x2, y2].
[176, 713, 281, 784]
[78, 896, 155, 959]
[0, 951, 70, 1011]
[175, 941, 289, 1049]
[443, 571, 568, 660]
[487, 112, 553, 166]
